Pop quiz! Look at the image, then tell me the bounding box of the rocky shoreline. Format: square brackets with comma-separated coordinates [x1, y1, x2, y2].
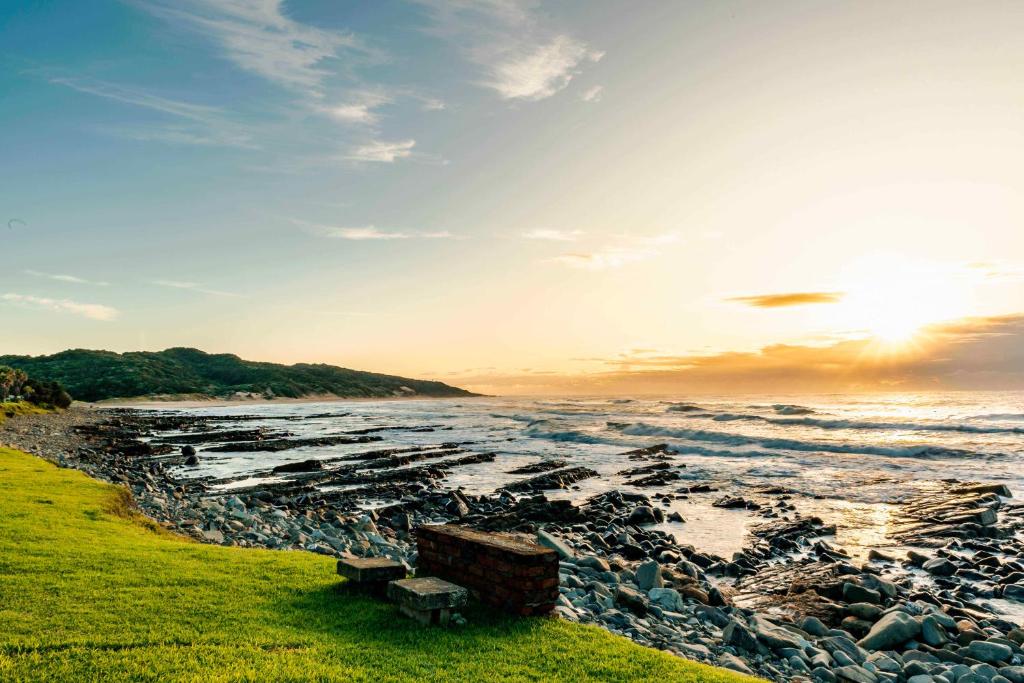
[3, 406, 1024, 683]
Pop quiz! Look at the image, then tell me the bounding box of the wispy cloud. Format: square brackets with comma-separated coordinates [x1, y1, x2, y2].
[323, 90, 392, 125]
[487, 35, 603, 101]
[523, 229, 583, 241]
[24, 270, 110, 286]
[326, 226, 454, 241]
[728, 292, 845, 308]
[549, 248, 653, 271]
[141, 0, 367, 96]
[48, 75, 256, 148]
[548, 232, 681, 270]
[2, 293, 118, 321]
[151, 280, 242, 297]
[415, 0, 602, 102]
[581, 85, 604, 102]
[346, 139, 416, 163]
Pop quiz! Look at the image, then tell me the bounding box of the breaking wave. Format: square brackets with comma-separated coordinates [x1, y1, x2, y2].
[610, 422, 989, 459]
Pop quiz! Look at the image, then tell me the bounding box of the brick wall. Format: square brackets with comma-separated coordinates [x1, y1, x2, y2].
[415, 524, 559, 616]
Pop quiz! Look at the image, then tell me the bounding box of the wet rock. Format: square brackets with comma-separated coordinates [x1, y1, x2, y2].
[271, 459, 324, 474]
[627, 506, 659, 526]
[537, 529, 574, 560]
[922, 557, 957, 577]
[844, 583, 882, 605]
[723, 620, 759, 652]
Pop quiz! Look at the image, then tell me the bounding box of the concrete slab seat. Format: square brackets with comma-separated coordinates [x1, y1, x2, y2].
[387, 577, 468, 626]
[416, 524, 559, 616]
[337, 557, 406, 594]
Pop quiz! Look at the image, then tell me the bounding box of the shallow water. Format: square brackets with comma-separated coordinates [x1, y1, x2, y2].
[165, 391, 1024, 559]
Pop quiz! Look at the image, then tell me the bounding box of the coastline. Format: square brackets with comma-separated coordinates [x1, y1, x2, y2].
[94, 393, 487, 409]
[3, 405, 1024, 683]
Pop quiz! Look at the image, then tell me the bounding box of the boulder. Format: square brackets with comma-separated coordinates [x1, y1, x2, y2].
[635, 560, 663, 591]
[922, 557, 957, 577]
[857, 611, 921, 651]
[536, 529, 574, 560]
[967, 640, 1013, 664]
[628, 506, 658, 525]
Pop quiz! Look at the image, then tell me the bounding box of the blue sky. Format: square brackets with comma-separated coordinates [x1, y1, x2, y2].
[3, 1, 1024, 393]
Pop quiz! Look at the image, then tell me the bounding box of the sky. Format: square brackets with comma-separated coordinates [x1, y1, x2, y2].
[3, 1, 1024, 395]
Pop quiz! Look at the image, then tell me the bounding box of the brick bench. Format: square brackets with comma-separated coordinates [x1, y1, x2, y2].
[416, 524, 559, 616]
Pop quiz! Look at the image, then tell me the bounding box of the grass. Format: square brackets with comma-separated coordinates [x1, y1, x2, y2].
[0, 447, 758, 682]
[0, 401, 50, 426]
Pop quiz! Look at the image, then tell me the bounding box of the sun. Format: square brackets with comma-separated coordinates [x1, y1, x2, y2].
[867, 313, 925, 346]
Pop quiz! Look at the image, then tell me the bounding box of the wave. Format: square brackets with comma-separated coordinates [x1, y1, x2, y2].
[772, 404, 815, 415]
[523, 420, 613, 444]
[678, 412, 1024, 435]
[664, 402, 706, 413]
[969, 413, 1024, 422]
[610, 421, 989, 459]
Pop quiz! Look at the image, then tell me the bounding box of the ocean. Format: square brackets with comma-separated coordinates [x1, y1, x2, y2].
[160, 391, 1024, 562]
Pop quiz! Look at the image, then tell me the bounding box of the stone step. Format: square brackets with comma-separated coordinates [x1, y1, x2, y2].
[387, 577, 468, 626]
[337, 557, 407, 585]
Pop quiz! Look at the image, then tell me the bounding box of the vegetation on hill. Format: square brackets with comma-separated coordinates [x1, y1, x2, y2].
[0, 447, 756, 682]
[0, 348, 475, 402]
[0, 365, 72, 410]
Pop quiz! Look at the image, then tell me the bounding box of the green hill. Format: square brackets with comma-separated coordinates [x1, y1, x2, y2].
[0, 348, 475, 402]
[0, 447, 756, 682]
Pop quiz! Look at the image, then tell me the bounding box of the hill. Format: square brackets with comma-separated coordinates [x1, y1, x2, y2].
[0, 348, 475, 402]
[0, 446, 755, 682]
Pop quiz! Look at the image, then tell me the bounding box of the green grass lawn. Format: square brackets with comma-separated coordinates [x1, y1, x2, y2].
[0, 447, 757, 682]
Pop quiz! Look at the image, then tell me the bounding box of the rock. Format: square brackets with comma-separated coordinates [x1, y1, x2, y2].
[536, 529, 574, 560]
[667, 511, 685, 523]
[577, 555, 610, 572]
[967, 640, 1013, 664]
[722, 619, 759, 652]
[802, 616, 830, 637]
[921, 615, 949, 647]
[834, 664, 877, 683]
[181, 445, 196, 457]
[999, 667, 1024, 683]
[628, 506, 658, 525]
[271, 459, 324, 474]
[752, 615, 804, 650]
[868, 549, 896, 562]
[813, 667, 838, 682]
[614, 585, 648, 616]
[718, 653, 754, 675]
[648, 587, 684, 612]
[635, 560, 663, 591]
[184, 453, 199, 466]
[922, 557, 957, 577]
[857, 611, 921, 651]
[844, 582, 882, 604]
[848, 603, 883, 621]
[201, 528, 224, 543]
[1003, 584, 1024, 602]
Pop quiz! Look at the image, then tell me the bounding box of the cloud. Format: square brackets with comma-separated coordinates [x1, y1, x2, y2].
[728, 292, 845, 308]
[2, 293, 118, 321]
[523, 229, 583, 241]
[581, 85, 604, 102]
[151, 280, 241, 297]
[415, 0, 601, 102]
[24, 270, 110, 286]
[458, 314, 1024, 394]
[322, 225, 454, 240]
[487, 35, 603, 101]
[549, 248, 652, 270]
[323, 90, 392, 125]
[548, 232, 681, 270]
[48, 76, 256, 148]
[346, 139, 416, 163]
[141, 0, 366, 96]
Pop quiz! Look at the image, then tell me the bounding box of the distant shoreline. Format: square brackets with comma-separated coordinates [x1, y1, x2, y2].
[92, 393, 488, 409]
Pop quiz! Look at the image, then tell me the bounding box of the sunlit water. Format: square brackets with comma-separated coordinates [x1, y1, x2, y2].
[164, 392, 1024, 559]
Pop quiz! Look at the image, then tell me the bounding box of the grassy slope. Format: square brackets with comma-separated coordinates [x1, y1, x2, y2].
[0, 448, 756, 683]
[0, 402, 49, 426]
